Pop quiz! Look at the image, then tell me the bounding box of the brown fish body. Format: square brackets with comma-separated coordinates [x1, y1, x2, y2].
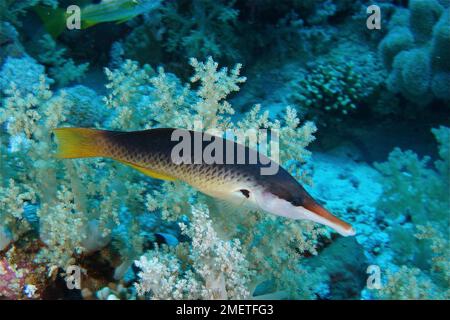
[81, 128, 270, 197]
[53, 127, 355, 236]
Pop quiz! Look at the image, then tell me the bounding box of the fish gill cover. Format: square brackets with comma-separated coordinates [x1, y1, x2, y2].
[0, 0, 449, 301]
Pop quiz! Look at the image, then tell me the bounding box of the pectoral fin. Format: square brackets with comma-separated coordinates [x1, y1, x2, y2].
[117, 160, 176, 181]
[115, 16, 135, 24]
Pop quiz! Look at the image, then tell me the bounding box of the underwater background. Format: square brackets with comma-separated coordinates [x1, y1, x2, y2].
[0, 0, 449, 300]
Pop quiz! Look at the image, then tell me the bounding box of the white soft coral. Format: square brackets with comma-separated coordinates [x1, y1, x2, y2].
[134, 205, 252, 299]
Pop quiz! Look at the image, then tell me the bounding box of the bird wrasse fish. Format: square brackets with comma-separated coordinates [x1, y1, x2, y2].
[53, 127, 356, 237]
[35, 0, 161, 37]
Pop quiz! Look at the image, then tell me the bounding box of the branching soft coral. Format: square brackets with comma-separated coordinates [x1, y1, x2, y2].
[35, 35, 89, 86]
[0, 60, 121, 272]
[374, 126, 450, 299]
[374, 127, 449, 224]
[0, 22, 25, 65]
[0, 73, 84, 270]
[236, 104, 317, 182]
[145, 181, 195, 222]
[375, 265, 445, 300]
[148, 67, 192, 127]
[415, 224, 450, 283]
[36, 185, 87, 269]
[189, 57, 245, 129]
[135, 205, 252, 299]
[0, 179, 36, 240]
[0, 0, 58, 26]
[104, 60, 155, 130]
[124, 0, 240, 62]
[165, 0, 239, 60]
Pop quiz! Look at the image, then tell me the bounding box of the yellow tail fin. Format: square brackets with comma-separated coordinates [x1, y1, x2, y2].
[53, 127, 105, 159]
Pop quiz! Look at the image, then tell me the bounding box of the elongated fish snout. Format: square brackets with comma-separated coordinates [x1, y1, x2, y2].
[256, 190, 355, 237]
[299, 200, 356, 237]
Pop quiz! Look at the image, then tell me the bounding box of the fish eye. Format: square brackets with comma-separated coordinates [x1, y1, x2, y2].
[239, 189, 250, 198]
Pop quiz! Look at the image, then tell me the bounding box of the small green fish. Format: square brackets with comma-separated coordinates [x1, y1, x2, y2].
[53, 127, 356, 237]
[35, 0, 160, 37]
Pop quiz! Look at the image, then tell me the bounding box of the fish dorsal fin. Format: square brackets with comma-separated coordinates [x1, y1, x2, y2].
[117, 160, 176, 181]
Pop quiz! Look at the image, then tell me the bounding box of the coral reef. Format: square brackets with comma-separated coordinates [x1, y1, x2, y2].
[0, 0, 58, 26]
[0, 22, 25, 65]
[291, 61, 369, 118]
[379, 1, 450, 106]
[64, 85, 108, 127]
[372, 126, 450, 299]
[34, 35, 89, 86]
[122, 0, 239, 64]
[1, 54, 322, 299]
[135, 205, 252, 299]
[0, 56, 50, 94]
[0, 0, 449, 301]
